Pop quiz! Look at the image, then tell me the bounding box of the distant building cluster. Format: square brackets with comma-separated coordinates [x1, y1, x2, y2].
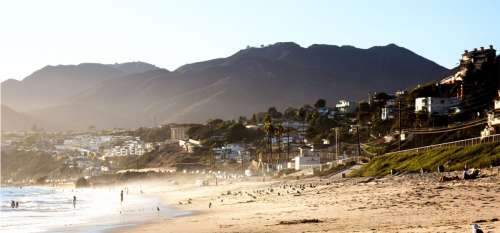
[106, 138, 157, 157]
[56, 135, 113, 153]
[212, 143, 252, 162]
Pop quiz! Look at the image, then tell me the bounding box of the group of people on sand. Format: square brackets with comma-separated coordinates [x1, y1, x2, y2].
[10, 200, 19, 208]
[439, 163, 482, 182]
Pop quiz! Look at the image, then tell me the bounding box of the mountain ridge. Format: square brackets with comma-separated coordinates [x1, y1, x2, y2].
[1, 42, 449, 130]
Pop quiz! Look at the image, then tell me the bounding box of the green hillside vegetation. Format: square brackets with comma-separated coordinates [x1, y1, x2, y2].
[352, 142, 500, 177]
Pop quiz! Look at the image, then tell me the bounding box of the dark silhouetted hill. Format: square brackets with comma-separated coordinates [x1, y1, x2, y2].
[1, 43, 449, 130]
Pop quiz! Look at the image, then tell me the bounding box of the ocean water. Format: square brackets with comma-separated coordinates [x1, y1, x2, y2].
[0, 186, 188, 233]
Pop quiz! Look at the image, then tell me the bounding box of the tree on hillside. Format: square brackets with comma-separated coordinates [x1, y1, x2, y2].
[314, 99, 326, 108]
[207, 119, 224, 128]
[306, 111, 319, 124]
[250, 114, 258, 124]
[283, 107, 298, 121]
[238, 116, 247, 124]
[357, 102, 372, 125]
[297, 107, 307, 122]
[296, 106, 309, 144]
[225, 123, 247, 143]
[267, 107, 283, 119]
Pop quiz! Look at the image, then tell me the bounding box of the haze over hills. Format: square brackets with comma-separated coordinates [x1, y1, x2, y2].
[1, 42, 449, 130]
[1, 62, 160, 111]
[0, 105, 39, 131]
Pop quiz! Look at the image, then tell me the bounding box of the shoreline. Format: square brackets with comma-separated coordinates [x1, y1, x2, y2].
[0, 184, 189, 233]
[116, 170, 500, 233]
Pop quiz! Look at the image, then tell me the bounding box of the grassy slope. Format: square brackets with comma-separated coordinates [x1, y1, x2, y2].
[352, 142, 500, 177]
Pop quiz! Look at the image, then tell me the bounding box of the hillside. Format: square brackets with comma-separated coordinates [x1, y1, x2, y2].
[1, 62, 160, 111]
[1, 42, 449, 130]
[0, 105, 39, 131]
[352, 142, 500, 177]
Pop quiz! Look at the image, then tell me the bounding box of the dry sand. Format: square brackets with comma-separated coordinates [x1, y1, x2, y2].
[117, 170, 500, 233]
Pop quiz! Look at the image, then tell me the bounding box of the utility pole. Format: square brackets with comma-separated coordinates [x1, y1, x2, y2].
[356, 125, 361, 163]
[210, 145, 215, 169]
[335, 127, 339, 162]
[240, 150, 244, 175]
[286, 127, 290, 163]
[398, 97, 402, 151]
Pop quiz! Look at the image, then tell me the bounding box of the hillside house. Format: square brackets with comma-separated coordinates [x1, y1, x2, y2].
[440, 46, 497, 111]
[213, 144, 250, 162]
[381, 99, 397, 120]
[283, 121, 309, 130]
[415, 97, 460, 115]
[336, 100, 357, 114]
[179, 139, 201, 153]
[482, 90, 500, 137]
[171, 126, 190, 140]
[460, 45, 496, 70]
[317, 107, 336, 118]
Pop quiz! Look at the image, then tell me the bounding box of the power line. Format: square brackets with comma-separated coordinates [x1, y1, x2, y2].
[406, 118, 486, 134]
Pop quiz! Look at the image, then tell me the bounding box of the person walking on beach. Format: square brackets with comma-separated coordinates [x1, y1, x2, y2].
[15, 201, 19, 208]
[11, 200, 15, 208]
[120, 190, 124, 204]
[73, 196, 76, 208]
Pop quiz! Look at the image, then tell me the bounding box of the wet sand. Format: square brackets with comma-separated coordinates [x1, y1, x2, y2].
[117, 170, 500, 233]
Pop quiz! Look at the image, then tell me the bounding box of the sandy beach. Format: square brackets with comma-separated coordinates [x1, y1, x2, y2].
[116, 169, 500, 233]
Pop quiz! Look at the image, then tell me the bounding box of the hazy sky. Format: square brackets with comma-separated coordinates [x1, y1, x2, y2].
[1, 0, 499, 82]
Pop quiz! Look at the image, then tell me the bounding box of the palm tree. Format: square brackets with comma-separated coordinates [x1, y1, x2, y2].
[263, 115, 275, 167]
[274, 123, 284, 165]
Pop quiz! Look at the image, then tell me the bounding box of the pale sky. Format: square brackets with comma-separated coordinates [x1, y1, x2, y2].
[1, 0, 499, 82]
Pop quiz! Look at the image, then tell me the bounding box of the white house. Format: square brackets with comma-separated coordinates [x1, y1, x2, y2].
[294, 155, 321, 170]
[298, 145, 313, 157]
[179, 139, 201, 153]
[381, 99, 397, 120]
[482, 90, 500, 137]
[293, 145, 321, 170]
[415, 97, 460, 115]
[488, 96, 500, 127]
[336, 100, 357, 113]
